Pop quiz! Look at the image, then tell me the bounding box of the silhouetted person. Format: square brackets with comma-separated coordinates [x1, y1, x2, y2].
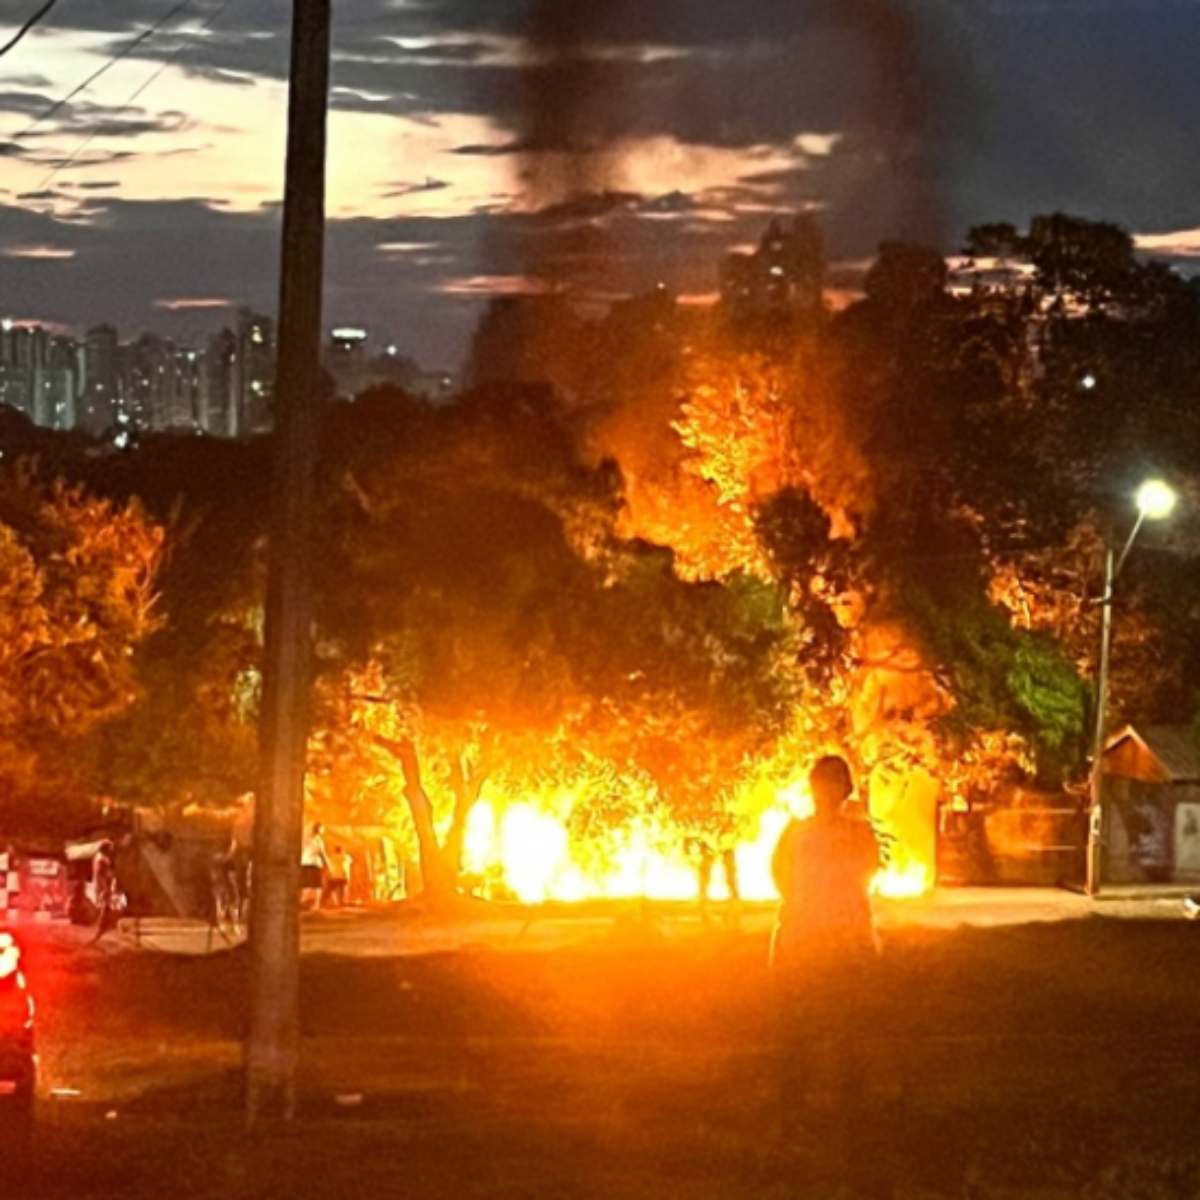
[770, 755, 882, 1187]
[698, 844, 741, 923]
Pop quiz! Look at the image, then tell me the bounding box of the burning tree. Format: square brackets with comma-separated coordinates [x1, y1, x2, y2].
[305, 389, 796, 903]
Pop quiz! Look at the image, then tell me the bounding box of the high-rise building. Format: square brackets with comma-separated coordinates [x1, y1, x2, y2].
[200, 327, 237, 437]
[0, 319, 32, 417]
[233, 308, 274, 435]
[80, 323, 120, 434]
[720, 214, 825, 324]
[325, 326, 370, 399]
[34, 336, 80, 430]
[0, 322, 78, 428]
[0, 323, 48, 420]
[171, 347, 201, 431]
[0, 361, 31, 416]
[123, 333, 198, 432]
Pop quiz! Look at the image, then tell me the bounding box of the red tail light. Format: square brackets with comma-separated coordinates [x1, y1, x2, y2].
[0, 933, 21, 981]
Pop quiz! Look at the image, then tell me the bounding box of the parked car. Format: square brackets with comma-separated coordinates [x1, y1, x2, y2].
[0, 932, 35, 1108]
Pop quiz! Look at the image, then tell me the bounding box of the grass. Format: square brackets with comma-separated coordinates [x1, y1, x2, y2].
[10, 913, 1200, 1197]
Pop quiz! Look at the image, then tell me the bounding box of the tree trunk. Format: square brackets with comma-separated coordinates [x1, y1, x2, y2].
[372, 733, 453, 900]
[445, 751, 486, 876]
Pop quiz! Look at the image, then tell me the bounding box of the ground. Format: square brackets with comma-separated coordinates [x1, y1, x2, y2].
[7, 894, 1200, 1198]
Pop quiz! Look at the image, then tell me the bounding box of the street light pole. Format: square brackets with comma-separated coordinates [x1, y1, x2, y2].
[1086, 545, 1114, 896]
[1085, 480, 1177, 896]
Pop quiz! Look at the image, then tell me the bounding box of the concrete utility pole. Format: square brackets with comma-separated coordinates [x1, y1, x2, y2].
[246, 0, 331, 1123]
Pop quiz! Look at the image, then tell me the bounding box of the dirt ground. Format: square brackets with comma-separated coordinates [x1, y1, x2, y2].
[8, 910, 1200, 1198]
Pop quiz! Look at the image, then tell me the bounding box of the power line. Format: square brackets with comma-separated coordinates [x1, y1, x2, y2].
[39, 0, 235, 189]
[11, 0, 198, 147]
[0, 0, 63, 60]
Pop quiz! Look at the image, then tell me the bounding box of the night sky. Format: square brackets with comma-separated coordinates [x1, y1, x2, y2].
[2, 0, 1200, 368]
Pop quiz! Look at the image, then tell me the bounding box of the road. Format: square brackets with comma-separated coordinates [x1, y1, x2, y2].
[36, 884, 1185, 958]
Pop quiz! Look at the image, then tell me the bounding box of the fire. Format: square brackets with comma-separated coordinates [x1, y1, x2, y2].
[871, 861, 932, 899]
[460, 781, 934, 905]
[467, 800, 777, 904]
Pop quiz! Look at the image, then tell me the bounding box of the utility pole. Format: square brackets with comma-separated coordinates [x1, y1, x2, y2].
[1086, 547, 1114, 896]
[246, 0, 331, 1124]
[1084, 480, 1176, 896]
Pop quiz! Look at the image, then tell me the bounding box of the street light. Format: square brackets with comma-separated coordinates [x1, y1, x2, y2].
[1086, 477, 1178, 894]
[1135, 478, 1177, 522]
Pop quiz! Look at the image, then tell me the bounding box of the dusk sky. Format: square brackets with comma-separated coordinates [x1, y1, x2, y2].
[3, 0, 1200, 368]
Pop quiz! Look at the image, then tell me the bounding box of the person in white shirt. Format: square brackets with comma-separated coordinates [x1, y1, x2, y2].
[300, 822, 329, 911]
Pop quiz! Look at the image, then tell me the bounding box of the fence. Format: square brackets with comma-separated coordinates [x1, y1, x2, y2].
[938, 805, 1087, 887]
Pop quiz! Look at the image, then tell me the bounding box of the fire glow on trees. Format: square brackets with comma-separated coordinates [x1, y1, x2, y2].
[9, 213, 1200, 917]
[303, 367, 956, 908]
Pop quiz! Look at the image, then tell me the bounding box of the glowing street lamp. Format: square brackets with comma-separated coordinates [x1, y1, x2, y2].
[1135, 478, 1177, 522]
[1087, 477, 1178, 894]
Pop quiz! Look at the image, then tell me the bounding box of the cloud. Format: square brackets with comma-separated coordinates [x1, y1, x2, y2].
[451, 140, 536, 157]
[154, 296, 234, 310]
[382, 178, 451, 199]
[2, 244, 76, 260]
[1135, 227, 1200, 261]
[437, 274, 556, 297]
[376, 241, 440, 253]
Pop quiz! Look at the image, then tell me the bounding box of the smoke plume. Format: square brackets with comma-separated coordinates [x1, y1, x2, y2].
[505, 0, 969, 289]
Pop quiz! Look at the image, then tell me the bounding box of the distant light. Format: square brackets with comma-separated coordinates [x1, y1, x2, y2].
[1, 319, 12, 333]
[386, 344, 398, 357]
[331, 327, 368, 343]
[113, 430, 130, 450]
[1136, 478, 1177, 521]
[1081, 373, 1097, 390]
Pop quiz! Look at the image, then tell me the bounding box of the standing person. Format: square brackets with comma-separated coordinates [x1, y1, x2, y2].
[210, 835, 241, 920]
[325, 845, 352, 907]
[770, 755, 882, 1184]
[300, 822, 328, 911]
[697, 843, 742, 923]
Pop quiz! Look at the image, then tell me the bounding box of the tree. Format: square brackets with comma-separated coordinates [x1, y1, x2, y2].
[0, 463, 163, 835]
[305, 391, 795, 901]
[74, 435, 273, 816]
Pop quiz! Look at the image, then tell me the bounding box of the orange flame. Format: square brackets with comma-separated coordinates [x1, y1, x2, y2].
[460, 778, 933, 904]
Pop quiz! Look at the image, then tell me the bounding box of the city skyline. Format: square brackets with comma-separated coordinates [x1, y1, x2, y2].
[0, 305, 452, 438]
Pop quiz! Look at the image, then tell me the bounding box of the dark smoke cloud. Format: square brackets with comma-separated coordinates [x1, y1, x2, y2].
[509, 0, 972, 286]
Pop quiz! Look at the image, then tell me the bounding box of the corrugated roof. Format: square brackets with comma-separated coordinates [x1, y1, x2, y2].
[1108, 725, 1200, 782]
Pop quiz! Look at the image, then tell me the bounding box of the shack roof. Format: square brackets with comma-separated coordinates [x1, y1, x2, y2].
[1105, 725, 1200, 783]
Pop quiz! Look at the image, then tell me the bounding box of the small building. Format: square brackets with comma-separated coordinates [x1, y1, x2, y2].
[1102, 725, 1200, 884]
